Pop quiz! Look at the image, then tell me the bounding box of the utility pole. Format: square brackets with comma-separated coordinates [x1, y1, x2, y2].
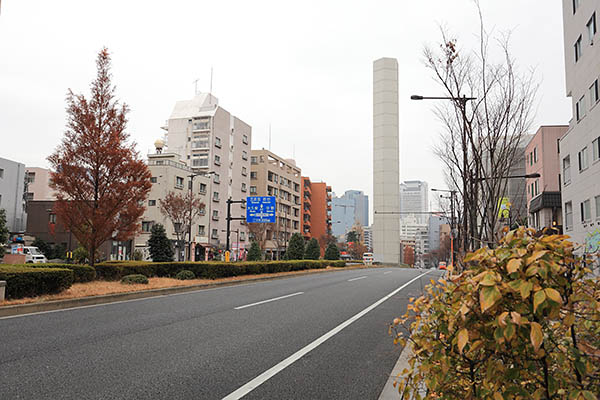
[226, 197, 246, 252]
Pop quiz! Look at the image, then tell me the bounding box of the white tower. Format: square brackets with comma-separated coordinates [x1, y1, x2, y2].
[373, 58, 400, 264]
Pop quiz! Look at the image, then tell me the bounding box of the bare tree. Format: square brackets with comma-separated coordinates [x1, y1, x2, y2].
[427, 4, 537, 255]
[158, 191, 205, 261]
[247, 222, 269, 252]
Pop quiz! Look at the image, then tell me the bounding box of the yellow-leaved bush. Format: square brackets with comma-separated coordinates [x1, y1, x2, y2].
[390, 227, 599, 399]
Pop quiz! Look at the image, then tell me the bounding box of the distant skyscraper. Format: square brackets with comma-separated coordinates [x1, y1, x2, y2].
[400, 180, 429, 223]
[373, 57, 400, 264]
[331, 190, 369, 238]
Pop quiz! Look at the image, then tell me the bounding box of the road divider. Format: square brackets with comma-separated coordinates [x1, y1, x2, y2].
[234, 292, 304, 310]
[223, 270, 430, 399]
[347, 276, 367, 282]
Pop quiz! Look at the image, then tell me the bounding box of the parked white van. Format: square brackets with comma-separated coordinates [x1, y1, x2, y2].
[23, 247, 48, 263]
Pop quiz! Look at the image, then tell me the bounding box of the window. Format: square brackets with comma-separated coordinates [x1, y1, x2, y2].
[242, 167, 247, 176]
[198, 225, 206, 236]
[251, 156, 258, 164]
[240, 232, 246, 241]
[25, 192, 34, 201]
[49, 213, 57, 224]
[214, 154, 221, 166]
[192, 138, 209, 149]
[573, 0, 581, 14]
[533, 147, 538, 163]
[215, 137, 222, 148]
[213, 173, 220, 184]
[142, 221, 153, 232]
[175, 176, 184, 189]
[588, 13, 597, 42]
[149, 200, 156, 206]
[242, 134, 248, 145]
[581, 199, 592, 222]
[596, 195, 600, 219]
[213, 191, 219, 201]
[212, 210, 219, 220]
[192, 153, 209, 167]
[192, 118, 210, 131]
[565, 202, 573, 230]
[578, 147, 589, 171]
[593, 137, 600, 162]
[250, 186, 257, 194]
[0, 168, 4, 179]
[590, 80, 600, 107]
[576, 95, 586, 121]
[575, 35, 583, 62]
[212, 228, 218, 239]
[150, 177, 157, 183]
[26, 172, 35, 184]
[563, 156, 571, 184]
[250, 171, 257, 180]
[241, 183, 247, 192]
[242, 151, 248, 160]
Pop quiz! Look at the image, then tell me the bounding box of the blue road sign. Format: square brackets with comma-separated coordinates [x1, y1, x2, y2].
[246, 196, 276, 223]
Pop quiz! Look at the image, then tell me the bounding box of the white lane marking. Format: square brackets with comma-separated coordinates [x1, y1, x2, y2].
[234, 292, 304, 310]
[383, 271, 392, 275]
[348, 276, 367, 282]
[222, 271, 430, 400]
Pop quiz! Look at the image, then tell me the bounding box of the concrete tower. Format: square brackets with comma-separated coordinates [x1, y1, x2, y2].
[373, 58, 400, 264]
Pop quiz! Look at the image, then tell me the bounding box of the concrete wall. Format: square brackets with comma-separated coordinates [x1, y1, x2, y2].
[373, 57, 400, 264]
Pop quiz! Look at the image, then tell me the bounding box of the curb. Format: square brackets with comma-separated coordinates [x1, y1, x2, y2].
[0, 265, 373, 318]
[378, 342, 414, 399]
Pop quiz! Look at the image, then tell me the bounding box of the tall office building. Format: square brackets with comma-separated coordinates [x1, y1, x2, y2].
[560, 1, 600, 252]
[331, 190, 369, 238]
[400, 180, 429, 223]
[0, 157, 27, 233]
[165, 93, 252, 250]
[373, 57, 400, 264]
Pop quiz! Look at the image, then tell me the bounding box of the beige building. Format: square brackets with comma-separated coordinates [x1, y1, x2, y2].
[164, 93, 252, 253]
[250, 149, 302, 259]
[134, 149, 212, 260]
[561, 1, 600, 253]
[25, 167, 56, 201]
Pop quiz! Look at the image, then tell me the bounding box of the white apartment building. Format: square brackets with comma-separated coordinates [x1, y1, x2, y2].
[0, 157, 27, 233]
[25, 167, 56, 201]
[164, 93, 252, 253]
[561, 0, 600, 253]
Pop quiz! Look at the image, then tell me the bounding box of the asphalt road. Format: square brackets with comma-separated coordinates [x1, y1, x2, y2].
[0, 267, 438, 399]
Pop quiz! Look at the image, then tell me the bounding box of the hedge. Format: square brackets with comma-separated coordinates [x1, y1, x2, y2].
[0, 266, 74, 299]
[94, 260, 347, 281]
[24, 263, 96, 283]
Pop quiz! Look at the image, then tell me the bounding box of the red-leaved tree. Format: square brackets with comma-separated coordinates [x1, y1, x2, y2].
[48, 48, 151, 266]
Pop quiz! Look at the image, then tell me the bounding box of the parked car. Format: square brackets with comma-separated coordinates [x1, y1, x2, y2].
[23, 246, 48, 263]
[362, 252, 374, 265]
[438, 261, 447, 270]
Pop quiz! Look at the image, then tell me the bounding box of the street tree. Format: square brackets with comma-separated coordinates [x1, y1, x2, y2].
[147, 224, 174, 262]
[346, 230, 358, 244]
[324, 242, 340, 260]
[48, 48, 151, 266]
[304, 238, 320, 259]
[247, 222, 270, 252]
[427, 3, 537, 254]
[285, 233, 305, 260]
[158, 191, 205, 261]
[403, 246, 415, 266]
[0, 209, 10, 244]
[247, 241, 262, 261]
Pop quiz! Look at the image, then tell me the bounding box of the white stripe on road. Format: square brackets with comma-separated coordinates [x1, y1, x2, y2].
[383, 271, 392, 275]
[222, 271, 430, 400]
[234, 292, 304, 310]
[347, 276, 367, 282]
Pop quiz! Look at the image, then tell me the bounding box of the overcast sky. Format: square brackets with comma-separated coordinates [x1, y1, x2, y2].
[0, 1, 571, 219]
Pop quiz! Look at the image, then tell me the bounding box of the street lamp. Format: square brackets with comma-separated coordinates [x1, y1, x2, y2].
[187, 171, 214, 261]
[431, 188, 458, 270]
[476, 173, 540, 182]
[411, 94, 476, 253]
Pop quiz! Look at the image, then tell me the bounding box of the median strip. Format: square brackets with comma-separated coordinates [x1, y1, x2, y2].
[234, 292, 304, 310]
[223, 270, 430, 400]
[348, 276, 367, 282]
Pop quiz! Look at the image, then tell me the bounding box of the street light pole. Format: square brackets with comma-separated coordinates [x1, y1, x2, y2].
[187, 171, 214, 262]
[433, 189, 457, 270]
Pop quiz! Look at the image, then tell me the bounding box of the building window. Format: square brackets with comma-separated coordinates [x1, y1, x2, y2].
[215, 137, 222, 148]
[214, 154, 221, 166]
[565, 202, 573, 230]
[242, 134, 248, 145]
[0, 168, 4, 179]
[534, 179, 539, 196]
[211, 228, 218, 239]
[593, 137, 600, 162]
[212, 210, 219, 220]
[251, 156, 258, 165]
[175, 176, 184, 189]
[588, 13, 597, 42]
[191, 153, 209, 167]
[150, 177, 157, 183]
[149, 200, 156, 206]
[192, 138, 209, 149]
[26, 172, 35, 183]
[213, 191, 219, 202]
[575, 35, 583, 62]
[242, 150, 248, 160]
[590, 80, 600, 107]
[142, 221, 153, 232]
[578, 147, 589, 171]
[250, 171, 257, 180]
[192, 118, 210, 131]
[199, 183, 207, 194]
[240, 232, 246, 241]
[563, 155, 571, 184]
[250, 186, 257, 194]
[581, 199, 592, 222]
[242, 167, 247, 176]
[213, 173, 220, 184]
[198, 225, 206, 236]
[573, 0, 581, 14]
[595, 195, 600, 219]
[576, 95, 586, 121]
[49, 213, 57, 224]
[241, 183, 247, 192]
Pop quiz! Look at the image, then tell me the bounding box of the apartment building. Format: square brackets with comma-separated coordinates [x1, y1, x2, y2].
[134, 148, 212, 261]
[561, 1, 600, 252]
[164, 93, 252, 252]
[525, 126, 568, 231]
[301, 177, 332, 247]
[249, 149, 302, 258]
[0, 157, 27, 233]
[25, 167, 56, 201]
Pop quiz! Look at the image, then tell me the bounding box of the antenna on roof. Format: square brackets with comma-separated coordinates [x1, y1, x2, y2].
[209, 66, 213, 104]
[293, 144, 295, 160]
[269, 124, 272, 151]
[192, 78, 199, 95]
